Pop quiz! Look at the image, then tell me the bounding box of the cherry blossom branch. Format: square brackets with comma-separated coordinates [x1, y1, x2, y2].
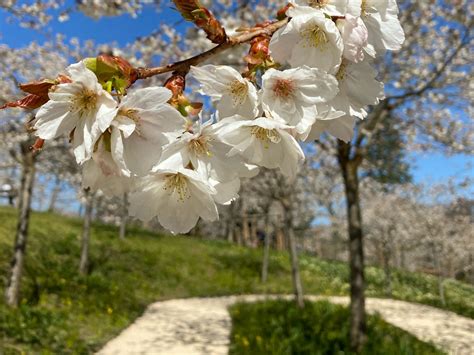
[135, 18, 288, 80]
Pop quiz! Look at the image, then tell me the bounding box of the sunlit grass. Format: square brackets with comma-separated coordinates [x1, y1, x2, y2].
[229, 300, 444, 354]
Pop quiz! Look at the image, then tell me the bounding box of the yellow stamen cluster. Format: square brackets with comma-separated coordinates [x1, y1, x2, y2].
[118, 108, 140, 122]
[116, 108, 141, 136]
[300, 24, 329, 49]
[228, 79, 248, 106]
[163, 173, 191, 202]
[361, 0, 368, 16]
[308, 0, 329, 8]
[70, 89, 97, 117]
[251, 126, 281, 148]
[336, 62, 348, 82]
[189, 135, 212, 157]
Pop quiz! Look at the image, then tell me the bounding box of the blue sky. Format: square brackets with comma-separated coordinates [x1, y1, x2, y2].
[0, 2, 472, 188]
[0, 2, 184, 47]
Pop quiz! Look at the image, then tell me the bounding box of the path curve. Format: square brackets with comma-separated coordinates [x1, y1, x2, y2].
[98, 295, 474, 355]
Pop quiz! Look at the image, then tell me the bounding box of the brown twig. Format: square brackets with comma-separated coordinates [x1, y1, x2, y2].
[135, 18, 288, 80]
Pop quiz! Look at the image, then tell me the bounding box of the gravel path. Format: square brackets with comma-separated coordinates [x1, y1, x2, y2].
[98, 295, 474, 355]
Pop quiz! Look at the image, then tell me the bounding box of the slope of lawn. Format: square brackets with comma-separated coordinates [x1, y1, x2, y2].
[229, 300, 444, 355]
[0, 206, 472, 353]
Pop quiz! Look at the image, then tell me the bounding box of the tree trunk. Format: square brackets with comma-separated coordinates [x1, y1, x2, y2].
[431, 242, 446, 306]
[79, 189, 93, 275]
[119, 193, 128, 240]
[250, 216, 258, 248]
[226, 201, 237, 243]
[438, 276, 446, 306]
[242, 216, 250, 246]
[240, 199, 250, 246]
[5, 141, 36, 307]
[338, 143, 366, 353]
[8, 193, 15, 206]
[234, 224, 243, 246]
[47, 176, 61, 212]
[276, 228, 285, 251]
[397, 243, 406, 269]
[261, 219, 272, 283]
[314, 232, 322, 257]
[468, 253, 474, 284]
[382, 239, 392, 297]
[282, 200, 304, 308]
[226, 219, 234, 243]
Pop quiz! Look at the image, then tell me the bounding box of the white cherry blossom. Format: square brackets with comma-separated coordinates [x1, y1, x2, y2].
[34, 61, 117, 164]
[337, 14, 373, 63]
[330, 59, 385, 120]
[269, 6, 344, 73]
[216, 116, 305, 179]
[157, 119, 250, 184]
[307, 109, 356, 143]
[261, 66, 339, 134]
[109, 87, 185, 177]
[294, 0, 349, 17]
[128, 168, 219, 234]
[361, 0, 405, 53]
[346, 0, 363, 17]
[189, 65, 259, 119]
[82, 134, 131, 197]
[210, 177, 241, 206]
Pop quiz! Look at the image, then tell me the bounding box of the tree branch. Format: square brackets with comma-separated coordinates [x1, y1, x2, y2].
[136, 18, 288, 79]
[387, 29, 471, 101]
[358, 101, 389, 144]
[352, 100, 390, 160]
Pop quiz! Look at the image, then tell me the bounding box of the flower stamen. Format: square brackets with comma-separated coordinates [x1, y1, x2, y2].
[251, 126, 281, 148]
[189, 135, 212, 157]
[70, 89, 97, 117]
[336, 62, 348, 81]
[300, 24, 329, 49]
[308, 0, 329, 8]
[163, 173, 191, 202]
[228, 80, 248, 106]
[361, 0, 368, 16]
[118, 108, 140, 123]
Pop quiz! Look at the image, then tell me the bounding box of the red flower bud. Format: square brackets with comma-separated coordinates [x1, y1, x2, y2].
[172, 0, 227, 44]
[277, 3, 293, 21]
[164, 73, 186, 98]
[29, 138, 45, 152]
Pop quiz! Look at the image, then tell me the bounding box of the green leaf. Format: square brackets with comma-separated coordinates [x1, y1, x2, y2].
[83, 58, 97, 73]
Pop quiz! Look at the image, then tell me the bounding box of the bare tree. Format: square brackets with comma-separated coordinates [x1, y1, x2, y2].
[261, 209, 273, 283]
[281, 197, 304, 308]
[47, 176, 62, 213]
[79, 188, 94, 275]
[4, 138, 37, 307]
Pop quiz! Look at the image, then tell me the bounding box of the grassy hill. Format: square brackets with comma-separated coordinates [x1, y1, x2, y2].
[0, 206, 472, 353]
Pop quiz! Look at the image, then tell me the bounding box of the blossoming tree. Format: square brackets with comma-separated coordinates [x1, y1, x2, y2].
[363, 180, 473, 303]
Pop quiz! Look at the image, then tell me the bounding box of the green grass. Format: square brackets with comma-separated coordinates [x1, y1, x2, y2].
[0, 206, 472, 353]
[229, 300, 444, 355]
